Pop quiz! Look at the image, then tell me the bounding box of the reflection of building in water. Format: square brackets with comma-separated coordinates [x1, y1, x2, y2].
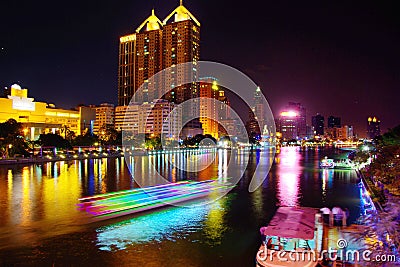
[275, 147, 300, 206]
[0, 84, 94, 140]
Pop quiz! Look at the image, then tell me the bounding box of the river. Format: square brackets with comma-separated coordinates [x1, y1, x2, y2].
[0, 146, 361, 266]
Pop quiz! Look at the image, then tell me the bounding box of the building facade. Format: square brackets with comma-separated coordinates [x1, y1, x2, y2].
[118, 2, 200, 106]
[327, 116, 341, 128]
[0, 84, 87, 140]
[93, 103, 115, 135]
[199, 78, 219, 139]
[367, 116, 380, 139]
[311, 114, 324, 136]
[117, 2, 201, 138]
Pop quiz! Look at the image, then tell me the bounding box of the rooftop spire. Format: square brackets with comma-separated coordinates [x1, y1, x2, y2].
[163, 1, 200, 26]
[136, 8, 163, 33]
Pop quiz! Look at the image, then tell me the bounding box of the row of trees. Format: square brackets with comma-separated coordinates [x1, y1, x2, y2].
[0, 119, 223, 157]
[355, 125, 400, 265]
[0, 119, 123, 158]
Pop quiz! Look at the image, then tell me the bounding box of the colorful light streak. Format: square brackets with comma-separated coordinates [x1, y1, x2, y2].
[78, 180, 232, 221]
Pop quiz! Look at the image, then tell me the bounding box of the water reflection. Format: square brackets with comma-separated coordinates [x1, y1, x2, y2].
[275, 146, 301, 206]
[96, 196, 230, 251]
[0, 147, 361, 262]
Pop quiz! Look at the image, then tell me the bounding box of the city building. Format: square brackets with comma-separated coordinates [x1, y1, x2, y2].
[253, 86, 264, 125]
[114, 104, 140, 133]
[275, 102, 306, 140]
[199, 77, 220, 139]
[311, 114, 324, 136]
[327, 116, 341, 128]
[217, 89, 231, 121]
[326, 125, 354, 140]
[138, 100, 182, 137]
[276, 111, 299, 140]
[118, 1, 201, 137]
[0, 84, 88, 140]
[286, 102, 306, 138]
[92, 103, 115, 135]
[367, 116, 381, 139]
[118, 2, 200, 105]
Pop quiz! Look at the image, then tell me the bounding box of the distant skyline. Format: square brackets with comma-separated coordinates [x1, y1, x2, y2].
[1, 0, 399, 136]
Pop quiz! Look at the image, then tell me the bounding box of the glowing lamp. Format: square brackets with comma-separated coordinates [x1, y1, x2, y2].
[280, 111, 297, 117]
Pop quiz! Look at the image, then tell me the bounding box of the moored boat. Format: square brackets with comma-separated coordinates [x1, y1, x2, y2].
[256, 207, 323, 267]
[320, 157, 334, 169]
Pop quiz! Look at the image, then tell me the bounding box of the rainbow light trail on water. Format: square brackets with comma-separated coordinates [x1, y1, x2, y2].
[78, 180, 232, 221]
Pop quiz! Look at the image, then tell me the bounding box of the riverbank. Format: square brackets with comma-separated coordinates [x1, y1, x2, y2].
[0, 153, 123, 165]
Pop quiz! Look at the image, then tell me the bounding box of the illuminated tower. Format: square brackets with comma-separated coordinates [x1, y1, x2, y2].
[311, 113, 324, 136]
[367, 116, 380, 139]
[118, 2, 201, 136]
[118, 10, 163, 105]
[277, 111, 299, 140]
[285, 102, 306, 138]
[162, 1, 200, 104]
[199, 77, 219, 138]
[162, 1, 201, 132]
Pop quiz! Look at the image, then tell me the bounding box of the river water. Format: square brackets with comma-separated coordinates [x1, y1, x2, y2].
[0, 146, 361, 266]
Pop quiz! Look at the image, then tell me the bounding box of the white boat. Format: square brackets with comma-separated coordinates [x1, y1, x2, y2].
[320, 157, 334, 169]
[256, 207, 323, 267]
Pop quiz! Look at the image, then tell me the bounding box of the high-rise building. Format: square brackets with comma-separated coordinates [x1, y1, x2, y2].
[286, 102, 306, 138]
[277, 111, 299, 140]
[199, 77, 219, 139]
[367, 116, 380, 139]
[162, 3, 200, 105]
[327, 116, 341, 128]
[118, 2, 200, 105]
[118, 2, 200, 137]
[276, 102, 306, 140]
[311, 114, 324, 136]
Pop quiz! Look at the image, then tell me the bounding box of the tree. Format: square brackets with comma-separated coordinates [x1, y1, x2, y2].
[38, 133, 71, 149]
[98, 124, 120, 146]
[0, 119, 28, 157]
[71, 133, 98, 147]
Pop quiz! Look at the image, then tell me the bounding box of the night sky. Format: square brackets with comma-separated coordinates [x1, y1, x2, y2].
[1, 0, 399, 136]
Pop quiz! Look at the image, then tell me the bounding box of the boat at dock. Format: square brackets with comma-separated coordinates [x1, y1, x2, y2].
[256, 207, 323, 267]
[256, 206, 366, 267]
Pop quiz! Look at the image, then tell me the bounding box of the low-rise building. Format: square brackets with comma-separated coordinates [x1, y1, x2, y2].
[0, 84, 85, 140]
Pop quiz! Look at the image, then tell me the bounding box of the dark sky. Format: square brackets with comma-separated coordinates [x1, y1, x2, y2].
[1, 0, 399, 137]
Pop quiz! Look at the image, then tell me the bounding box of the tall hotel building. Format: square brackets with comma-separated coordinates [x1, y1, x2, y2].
[118, 1, 200, 106]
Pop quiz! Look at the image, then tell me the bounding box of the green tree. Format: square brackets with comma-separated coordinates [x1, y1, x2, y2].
[72, 133, 98, 147]
[98, 124, 120, 146]
[38, 133, 71, 149]
[0, 119, 28, 157]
